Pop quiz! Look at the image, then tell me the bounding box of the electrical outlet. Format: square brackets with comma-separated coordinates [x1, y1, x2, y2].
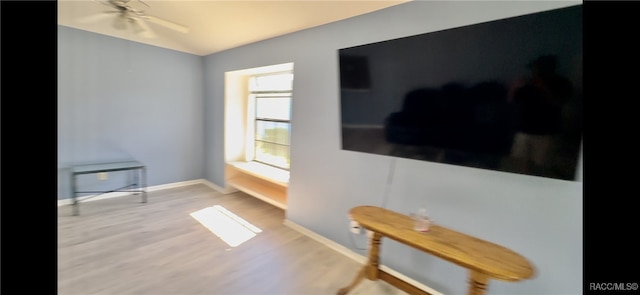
[350, 220, 362, 234]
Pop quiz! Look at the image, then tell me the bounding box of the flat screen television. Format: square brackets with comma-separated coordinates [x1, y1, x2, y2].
[339, 5, 583, 181]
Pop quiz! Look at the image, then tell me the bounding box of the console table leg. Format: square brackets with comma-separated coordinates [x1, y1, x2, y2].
[72, 200, 79, 216]
[468, 270, 489, 295]
[366, 232, 382, 280]
[337, 266, 366, 295]
[141, 167, 147, 203]
[337, 232, 383, 295]
[133, 168, 139, 195]
[71, 174, 79, 216]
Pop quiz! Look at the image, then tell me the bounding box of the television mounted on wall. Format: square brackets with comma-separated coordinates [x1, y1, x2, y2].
[338, 5, 583, 181]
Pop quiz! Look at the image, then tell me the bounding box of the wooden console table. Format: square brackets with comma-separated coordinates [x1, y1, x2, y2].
[337, 206, 534, 295]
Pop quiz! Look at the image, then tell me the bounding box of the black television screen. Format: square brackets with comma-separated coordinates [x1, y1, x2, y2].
[339, 5, 583, 181]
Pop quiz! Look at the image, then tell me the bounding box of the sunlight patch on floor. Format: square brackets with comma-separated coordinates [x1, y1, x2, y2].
[190, 205, 262, 247]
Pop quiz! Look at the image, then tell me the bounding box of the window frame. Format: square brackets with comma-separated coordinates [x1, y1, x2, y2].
[248, 71, 293, 170]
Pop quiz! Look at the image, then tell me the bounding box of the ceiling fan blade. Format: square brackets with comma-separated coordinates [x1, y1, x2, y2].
[130, 18, 157, 39]
[95, 0, 120, 9]
[142, 15, 189, 34]
[113, 16, 127, 30]
[136, 0, 150, 9]
[76, 11, 118, 24]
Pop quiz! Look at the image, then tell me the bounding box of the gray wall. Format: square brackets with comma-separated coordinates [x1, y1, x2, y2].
[58, 26, 205, 199]
[205, 1, 582, 294]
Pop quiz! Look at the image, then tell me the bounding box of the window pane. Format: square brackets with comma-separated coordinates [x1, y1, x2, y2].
[249, 73, 293, 92]
[256, 96, 291, 120]
[256, 121, 290, 145]
[255, 141, 290, 170]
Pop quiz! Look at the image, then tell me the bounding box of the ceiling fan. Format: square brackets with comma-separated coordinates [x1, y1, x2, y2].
[77, 0, 189, 39]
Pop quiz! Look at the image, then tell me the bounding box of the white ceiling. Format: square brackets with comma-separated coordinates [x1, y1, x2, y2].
[58, 0, 410, 56]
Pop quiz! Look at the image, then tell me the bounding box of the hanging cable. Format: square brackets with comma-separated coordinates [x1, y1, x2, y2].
[380, 157, 397, 208]
[348, 157, 398, 252]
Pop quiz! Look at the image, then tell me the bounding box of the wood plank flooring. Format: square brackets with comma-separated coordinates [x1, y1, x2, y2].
[58, 184, 407, 295]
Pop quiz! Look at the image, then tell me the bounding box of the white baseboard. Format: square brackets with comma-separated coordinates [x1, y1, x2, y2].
[283, 219, 367, 264]
[58, 178, 237, 206]
[200, 179, 239, 194]
[283, 219, 444, 295]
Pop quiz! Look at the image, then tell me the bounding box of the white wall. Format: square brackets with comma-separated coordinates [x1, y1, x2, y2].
[205, 1, 583, 294]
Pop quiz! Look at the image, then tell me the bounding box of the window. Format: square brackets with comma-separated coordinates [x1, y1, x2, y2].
[249, 72, 293, 170]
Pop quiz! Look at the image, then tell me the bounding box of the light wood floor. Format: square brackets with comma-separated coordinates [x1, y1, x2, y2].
[58, 184, 407, 295]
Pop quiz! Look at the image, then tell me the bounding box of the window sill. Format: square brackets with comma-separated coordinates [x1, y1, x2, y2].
[226, 161, 288, 209]
[226, 161, 289, 188]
